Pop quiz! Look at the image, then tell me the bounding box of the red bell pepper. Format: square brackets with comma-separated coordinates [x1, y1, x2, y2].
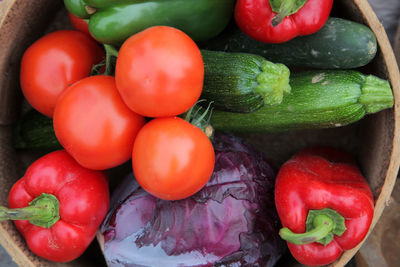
[1, 150, 110, 262]
[234, 0, 333, 43]
[68, 12, 91, 37]
[275, 147, 374, 266]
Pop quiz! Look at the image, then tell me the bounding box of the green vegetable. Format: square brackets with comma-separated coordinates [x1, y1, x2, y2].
[64, 0, 90, 18]
[210, 70, 394, 132]
[67, 0, 235, 45]
[201, 50, 291, 113]
[13, 109, 62, 150]
[201, 17, 377, 69]
[84, 0, 127, 8]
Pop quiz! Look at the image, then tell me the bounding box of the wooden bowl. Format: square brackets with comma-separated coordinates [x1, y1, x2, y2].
[1, 0, 399, 266]
[395, 18, 400, 63]
[355, 15, 400, 267]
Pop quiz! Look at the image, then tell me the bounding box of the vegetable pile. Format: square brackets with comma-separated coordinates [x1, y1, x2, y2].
[5, 0, 395, 266]
[100, 133, 285, 266]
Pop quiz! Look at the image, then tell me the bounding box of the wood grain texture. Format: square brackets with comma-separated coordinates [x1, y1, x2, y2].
[0, 0, 399, 266]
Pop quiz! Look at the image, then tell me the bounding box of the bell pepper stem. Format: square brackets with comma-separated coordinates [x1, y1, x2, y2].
[85, 5, 97, 15]
[271, 0, 296, 26]
[270, 0, 307, 27]
[279, 208, 347, 246]
[280, 214, 334, 245]
[0, 193, 60, 228]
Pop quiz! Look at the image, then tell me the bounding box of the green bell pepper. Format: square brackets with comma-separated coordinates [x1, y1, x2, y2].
[84, 0, 130, 8]
[64, 0, 90, 18]
[65, 0, 235, 45]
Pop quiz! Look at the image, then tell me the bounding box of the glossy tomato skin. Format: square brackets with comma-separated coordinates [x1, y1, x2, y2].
[115, 26, 204, 117]
[53, 75, 145, 170]
[20, 30, 104, 117]
[132, 117, 215, 200]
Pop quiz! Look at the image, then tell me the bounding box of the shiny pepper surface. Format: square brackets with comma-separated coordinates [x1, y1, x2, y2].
[5, 150, 109, 262]
[275, 147, 374, 266]
[65, 0, 235, 45]
[235, 0, 333, 43]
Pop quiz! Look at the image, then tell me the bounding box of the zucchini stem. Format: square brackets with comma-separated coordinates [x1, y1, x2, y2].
[359, 75, 394, 114]
[254, 60, 291, 105]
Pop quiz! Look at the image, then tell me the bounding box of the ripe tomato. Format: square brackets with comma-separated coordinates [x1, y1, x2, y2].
[115, 26, 204, 117]
[20, 30, 104, 117]
[132, 117, 215, 200]
[68, 13, 91, 37]
[53, 75, 145, 170]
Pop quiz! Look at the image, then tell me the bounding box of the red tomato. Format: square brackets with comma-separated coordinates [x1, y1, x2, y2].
[68, 13, 91, 37]
[53, 75, 145, 170]
[132, 117, 215, 200]
[115, 26, 204, 117]
[20, 30, 104, 117]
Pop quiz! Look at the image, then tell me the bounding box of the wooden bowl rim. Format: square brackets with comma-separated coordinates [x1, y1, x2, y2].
[333, 0, 400, 266]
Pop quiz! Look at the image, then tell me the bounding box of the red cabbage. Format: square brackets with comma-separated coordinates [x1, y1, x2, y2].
[100, 133, 286, 266]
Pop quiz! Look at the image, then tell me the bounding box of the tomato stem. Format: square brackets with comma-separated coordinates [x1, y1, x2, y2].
[184, 101, 214, 139]
[204, 125, 214, 139]
[104, 44, 119, 76]
[184, 99, 206, 122]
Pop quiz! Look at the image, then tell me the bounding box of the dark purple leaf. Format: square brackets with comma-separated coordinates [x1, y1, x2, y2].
[100, 133, 286, 267]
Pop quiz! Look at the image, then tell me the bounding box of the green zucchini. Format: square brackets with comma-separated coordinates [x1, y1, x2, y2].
[200, 17, 377, 69]
[13, 109, 62, 150]
[210, 70, 393, 132]
[201, 50, 291, 113]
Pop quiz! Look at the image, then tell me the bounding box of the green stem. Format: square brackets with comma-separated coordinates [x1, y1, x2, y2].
[280, 214, 334, 245]
[103, 44, 119, 76]
[183, 101, 214, 139]
[0, 193, 60, 228]
[269, 0, 307, 27]
[279, 208, 347, 246]
[359, 75, 394, 114]
[254, 60, 291, 106]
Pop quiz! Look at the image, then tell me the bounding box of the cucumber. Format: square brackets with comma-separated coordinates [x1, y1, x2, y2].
[210, 70, 393, 132]
[201, 50, 291, 113]
[200, 17, 377, 69]
[13, 109, 62, 150]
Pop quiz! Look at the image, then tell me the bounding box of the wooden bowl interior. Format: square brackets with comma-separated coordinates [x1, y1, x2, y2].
[0, 0, 399, 266]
